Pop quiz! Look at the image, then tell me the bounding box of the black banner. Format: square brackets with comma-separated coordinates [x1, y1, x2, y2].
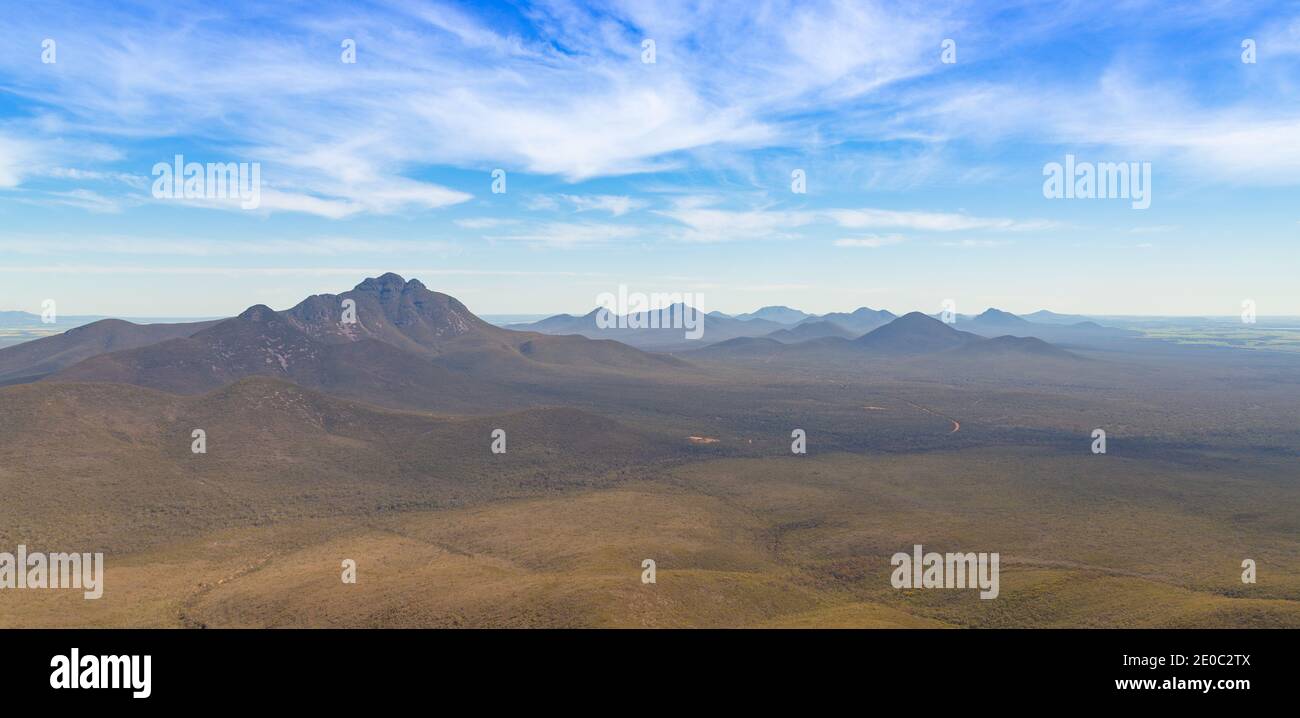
[1, 629, 1287, 706]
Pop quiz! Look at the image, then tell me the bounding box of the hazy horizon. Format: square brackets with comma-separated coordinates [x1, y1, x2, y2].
[5, 280, 1300, 324]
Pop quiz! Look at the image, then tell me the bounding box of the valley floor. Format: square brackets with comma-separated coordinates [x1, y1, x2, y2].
[6, 448, 1296, 628]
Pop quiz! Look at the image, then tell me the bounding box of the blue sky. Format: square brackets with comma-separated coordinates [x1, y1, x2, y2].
[1, 0, 1298, 318]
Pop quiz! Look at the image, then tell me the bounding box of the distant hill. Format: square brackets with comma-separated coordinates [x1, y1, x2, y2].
[687, 335, 788, 360]
[509, 302, 1135, 350]
[1023, 309, 1095, 325]
[969, 308, 1031, 328]
[508, 310, 601, 334]
[733, 306, 810, 324]
[0, 311, 116, 330]
[804, 307, 896, 335]
[0, 311, 42, 326]
[854, 312, 982, 354]
[508, 303, 784, 349]
[0, 317, 219, 385]
[52, 305, 374, 395]
[688, 312, 1080, 364]
[505, 308, 606, 336]
[766, 320, 854, 342]
[953, 308, 1136, 341]
[943, 334, 1080, 360]
[907, 307, 1135, 343]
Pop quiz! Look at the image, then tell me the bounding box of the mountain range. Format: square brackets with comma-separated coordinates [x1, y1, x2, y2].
[4, 274, 688, 412]
[508, 301, 1130, 351]
[0, 274, 1101, 413]
[687, 311, 1083, 364]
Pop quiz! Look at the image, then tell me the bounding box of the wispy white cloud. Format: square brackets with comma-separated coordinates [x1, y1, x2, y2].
[455, 217, 520, 230]
[44, 167, 148, 189]
[834, 234, 906, 248]
[484, 221, 640, 248]
[0, 264, 598, 278]
[40, 189, 124, 213]
[0, 0, 954, 210]
[827, 208, 1053, 232]
[0, 134, 128, 189]
[1257, 15, 1300, 57]
[0, 235, 456, 257]
[904, 61, 1300, 183]
[3, 0, 1300, 230]
[659, 203, 1052, 242]
[656, 206, 813, 242]
[940, 239, 1011, 249]
[557, 194, 645, 216]
[0, 135, 28, 188]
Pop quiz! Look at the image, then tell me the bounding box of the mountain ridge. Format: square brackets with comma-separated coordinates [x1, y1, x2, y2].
[42, 274, 685, 412]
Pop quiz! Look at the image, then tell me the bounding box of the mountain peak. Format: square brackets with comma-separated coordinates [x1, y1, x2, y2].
[237, 305, 278, 322]
[854, 311, 976, 354]
[975, 308, 1027, 323]
[734, 305, 811, 324]
[895, 311, 940, 324]
[354, 273, 412, 293]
